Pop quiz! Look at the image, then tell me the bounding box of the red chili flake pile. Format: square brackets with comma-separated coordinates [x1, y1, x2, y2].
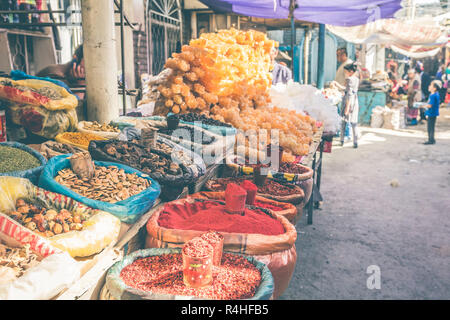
[183, 237, 213, 258]
[253, 200, 284, 211]
[158, 200, 285, 235]
[120, 253, 262, 300]
[278, 162, 310, 174]
[201, 231, 224, 266]
[209, 177, 300, 196]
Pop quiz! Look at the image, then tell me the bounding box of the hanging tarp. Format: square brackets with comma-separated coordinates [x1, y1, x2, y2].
[390, 44, 443, 58]
[199, 0, 403, 27]
[327, 18, 447, 46]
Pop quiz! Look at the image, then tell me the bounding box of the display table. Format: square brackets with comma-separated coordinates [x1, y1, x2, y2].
[358, 90, 387, 125]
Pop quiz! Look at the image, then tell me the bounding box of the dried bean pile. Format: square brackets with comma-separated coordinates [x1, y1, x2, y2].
[0, 145, 41, 173]
[178, 113, 232, 127]
[55, 166, 150, 203]
[8, 199, 89, 237]
[120, 253, 261, 300]
[158, 126, 215, 145]
[101, 141, 181, 175]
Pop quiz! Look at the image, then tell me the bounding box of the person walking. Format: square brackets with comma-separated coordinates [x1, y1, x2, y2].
[339, 63, 360, 148]
[422, 81, 441, 145]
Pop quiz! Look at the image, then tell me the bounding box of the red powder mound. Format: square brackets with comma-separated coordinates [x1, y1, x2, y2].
[239, 180, 257, 205]
[158, 200, 285, 236]
[225, 183, 247, 214]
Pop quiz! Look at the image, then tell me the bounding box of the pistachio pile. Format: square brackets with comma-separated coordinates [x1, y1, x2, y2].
[55, 165, 151, 203]
[8, 199, 89, 237]
[83, 121, 120, 133]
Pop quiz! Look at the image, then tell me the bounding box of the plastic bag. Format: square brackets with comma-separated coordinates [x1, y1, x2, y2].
[0, 230, 80, 300]
[104, 248, 274, 300]
[0, 176, 121, 257]
[7, 103, 78, 139]
[39, 155, 161, 224]
[0, 77, 78, 111]
[77, 121, 121, 140]
[0, 142, 47, 184]
[145, 198, 297, 299]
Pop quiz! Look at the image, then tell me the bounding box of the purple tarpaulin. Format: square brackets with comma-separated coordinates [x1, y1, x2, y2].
[199, 0, 403, 26]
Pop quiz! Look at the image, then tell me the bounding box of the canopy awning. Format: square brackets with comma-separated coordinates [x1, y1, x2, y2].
[199, 0, 403, 26]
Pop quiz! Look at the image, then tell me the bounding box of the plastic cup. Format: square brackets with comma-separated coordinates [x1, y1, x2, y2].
[182, 245, 213, 288]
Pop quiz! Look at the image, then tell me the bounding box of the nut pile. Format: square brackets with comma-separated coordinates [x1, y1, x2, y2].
[83, 121, 120, 133]
[8, 199, 89, 237]
[0, 242, 39, 284]
[55, 165, 151, 203]
[120, 253, 262, 300]
[101, 141, 181, 176]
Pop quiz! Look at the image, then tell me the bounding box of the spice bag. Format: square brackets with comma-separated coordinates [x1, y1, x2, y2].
[167, 112, 237, 136]
[0, 78, 78, 111]
[226, 155, 313, 204]
[205, 177, 305, 205]
[189, 191, 299, 222]
[7, 102, 78, 139]
[55, 132, 108, 150]
[0, 142, 47, 184]
[77, 121, 121, 140]
[103, 248, 274, 300]
[88, 140, 193, 201]
[145, 198, 297, 299]
[0, 232, 80, 300]
[0, 176, 121, 257]
[39, 155, 161, 224]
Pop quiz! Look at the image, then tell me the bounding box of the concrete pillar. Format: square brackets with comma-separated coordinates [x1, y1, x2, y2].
[317, 24, 326, 89]
[81, 0, 119, 122]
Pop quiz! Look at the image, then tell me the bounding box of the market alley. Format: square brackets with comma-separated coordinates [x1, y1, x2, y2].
[281, 107, 450, 300]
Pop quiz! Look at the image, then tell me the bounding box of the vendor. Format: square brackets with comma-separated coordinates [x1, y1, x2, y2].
[270, 46, 292, 85]
[36, 45, 85, 98]
[334, 48, 353, 88]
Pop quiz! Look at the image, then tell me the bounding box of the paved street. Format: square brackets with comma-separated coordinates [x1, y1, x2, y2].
[280, 107, 450, 299]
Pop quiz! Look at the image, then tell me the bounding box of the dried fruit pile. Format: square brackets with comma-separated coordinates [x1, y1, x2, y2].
[157, 126, 215, 145]
[100, 141, 181, 175]
[278, 162, 310, 174]
[55, 165, 151, 203]
[0, 242, 39, 284]
[120, 253, 261, 300]
[0, 145, 41, 173]
[7, 199, 89, 237]
[83, 121, 120, 133]
[178, 113, 232, 127]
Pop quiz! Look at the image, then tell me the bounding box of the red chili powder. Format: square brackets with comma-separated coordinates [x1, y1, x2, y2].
[240, 180, 257, 205]
[158, 200, 284, 235]
[253, 200, 284, 211]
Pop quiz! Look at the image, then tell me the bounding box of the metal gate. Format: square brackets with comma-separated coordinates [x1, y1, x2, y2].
[146, 0, 182, 75]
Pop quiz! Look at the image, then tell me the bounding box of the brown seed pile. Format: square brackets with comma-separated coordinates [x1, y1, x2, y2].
[55, 166, 151, 203]
[120, 253, 262, 300]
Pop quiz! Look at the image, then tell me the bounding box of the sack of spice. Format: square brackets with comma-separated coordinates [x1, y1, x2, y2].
[102, 248, 274, 300]
[0, 142, 47, 184]
[189, 192, 298, 222]
[145, 197, 297, 299]
[77, 121, 121, 140]
[39, 155, 161, 224]
[55, 131, 108, 150]
[0, 176, 121, 258]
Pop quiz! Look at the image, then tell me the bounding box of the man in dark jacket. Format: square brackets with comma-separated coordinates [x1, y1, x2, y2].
[415, 65, 431, 122]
